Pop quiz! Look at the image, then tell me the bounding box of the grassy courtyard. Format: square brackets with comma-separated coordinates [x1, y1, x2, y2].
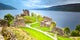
[30, 22, 50, 31]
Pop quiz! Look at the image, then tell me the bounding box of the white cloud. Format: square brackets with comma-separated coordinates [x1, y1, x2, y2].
[24, 3, 53, 8]
[23, 0, 41, 4]
[61, 0, 80, 5]
[66, 0, 80, 4]
[22, 0, 80, 8]
[30, 0, 41, 3]
[22, 0, 53, 8]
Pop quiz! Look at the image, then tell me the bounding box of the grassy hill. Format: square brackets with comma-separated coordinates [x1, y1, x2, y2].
[20, 27, 53, 40]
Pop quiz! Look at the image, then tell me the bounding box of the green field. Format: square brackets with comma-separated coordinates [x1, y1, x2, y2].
[20, 27, 53, 40]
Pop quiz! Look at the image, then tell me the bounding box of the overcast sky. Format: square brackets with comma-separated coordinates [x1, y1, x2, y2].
[0, 0, 80, 9]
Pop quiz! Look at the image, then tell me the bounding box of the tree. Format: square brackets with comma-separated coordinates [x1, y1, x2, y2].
[71, 30, 80, 36]
[70, 25, 80, 36]
[4, 14, 14, 27]
[64, 27, 70, 35]
[75, 25, 80, 31]
[50, 22, 56, 31]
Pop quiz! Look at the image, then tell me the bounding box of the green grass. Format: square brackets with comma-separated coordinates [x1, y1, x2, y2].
[78, 38, 80, 40]
[38, 27, 50, 31]
[58, 36, 71, 40]
[23, 16, 36, 23]
[31, 22, 50, 31]
[20, 27, 53, 40]
[30, 22, 40, 27]
[20, 27, 72, 40]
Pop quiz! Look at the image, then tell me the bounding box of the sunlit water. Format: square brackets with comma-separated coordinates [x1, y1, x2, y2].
[0, 10, 80, 30]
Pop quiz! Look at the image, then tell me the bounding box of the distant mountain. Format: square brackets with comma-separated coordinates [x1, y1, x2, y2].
[0, 3, 16, 10]
[35, 3, 80, 12]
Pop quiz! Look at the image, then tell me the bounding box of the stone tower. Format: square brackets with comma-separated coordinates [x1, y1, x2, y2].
[23, 9, 29, 16]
